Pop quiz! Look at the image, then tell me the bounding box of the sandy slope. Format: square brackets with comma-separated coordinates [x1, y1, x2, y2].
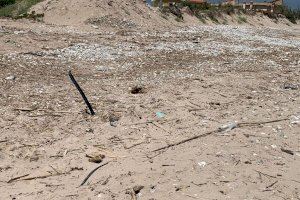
[30, 0, 296, 31]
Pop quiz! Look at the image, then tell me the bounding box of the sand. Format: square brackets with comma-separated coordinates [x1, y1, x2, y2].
[0, 1, 300, 199]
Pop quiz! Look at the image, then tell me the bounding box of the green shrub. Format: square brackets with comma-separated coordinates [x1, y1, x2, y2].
[275, 5, 298, 24]
[0, 0, 42, 18]
[237, 15, 247, 23]
[0, 0, 15, 8]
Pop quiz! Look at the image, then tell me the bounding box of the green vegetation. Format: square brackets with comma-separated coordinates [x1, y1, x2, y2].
[0, 0, 15, 8]
[275, 5, 300, 24]
[237, 15, 247, 23]
[0, 0, 42, 18]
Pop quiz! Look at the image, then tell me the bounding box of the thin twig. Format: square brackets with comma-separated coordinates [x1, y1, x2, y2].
[239, 118, 289, 127]
[280, 148, 294, 155]
[124, 141, 145, 149]
[80, 161, 110, 186]
[153, 129, 218, 152]
[254, 170, 277, 178]
[8, 168, 82, 183]
[124, 118, 177, 126]
[7, 174, 30, 183]
[69, 70, 95, 115]
[13, 108, 37, 112]
[191, 181, 207, 187]
[129, 188, 137, 200]
[266, 180, 278, 189]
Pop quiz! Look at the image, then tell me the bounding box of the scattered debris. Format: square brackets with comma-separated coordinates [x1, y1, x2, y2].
[283, 83, 298, 90]
[126, 185, 144, 200]
[175, 184, 190, 191]
[126, 188, 137, 200]
[156, 112, 166, 118]
[198, 161, 207, 167]
[96, 65, 111, 72]
[109, 114, 120, 127]
[290, 114, 300, 124]
[280, 148, 294, 155]
[218, 122, 238, 132]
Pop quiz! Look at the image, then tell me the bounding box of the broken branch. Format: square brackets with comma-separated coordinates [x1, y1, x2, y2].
[152, 117, 290, 153]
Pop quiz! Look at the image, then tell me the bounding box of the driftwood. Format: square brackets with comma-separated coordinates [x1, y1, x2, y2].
[68, 70, 95, 115]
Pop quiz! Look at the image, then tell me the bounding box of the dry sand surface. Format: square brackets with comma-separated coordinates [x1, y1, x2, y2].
[0, 13, 300, 200]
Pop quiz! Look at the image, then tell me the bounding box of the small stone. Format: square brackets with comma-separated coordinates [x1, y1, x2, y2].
[133, 185, 144, 194]
[86, 128, 94, 133]
[86, 153, 105, 163]
[96, 66, 111, 72]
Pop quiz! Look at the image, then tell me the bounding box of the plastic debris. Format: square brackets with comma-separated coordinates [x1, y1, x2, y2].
[283, 84, 298, 90]
[290, 114, 300, 124]
[218, 122, 238, 132]
[5, 75, 16, 80]
[156, 112, 166, 118]
[198, 161, 207, 167]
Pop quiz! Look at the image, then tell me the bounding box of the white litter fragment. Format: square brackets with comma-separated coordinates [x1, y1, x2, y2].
[218, 122, 238, 132]
[198, 161, 207, 167]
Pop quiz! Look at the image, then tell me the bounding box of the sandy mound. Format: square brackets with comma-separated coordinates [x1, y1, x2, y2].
[30, 0, 295, 31]
[31, 0, 182, 30]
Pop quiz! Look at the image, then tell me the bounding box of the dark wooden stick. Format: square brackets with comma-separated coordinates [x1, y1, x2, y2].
[68, 70, 95, 115]
[80, 162, 110, 186]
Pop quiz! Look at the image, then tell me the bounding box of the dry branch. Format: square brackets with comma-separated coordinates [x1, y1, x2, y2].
[152, 117, 290, 152]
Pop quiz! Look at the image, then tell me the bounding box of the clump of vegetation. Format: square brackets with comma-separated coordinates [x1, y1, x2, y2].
[0, 0, 15, 8]
[237, 15, 247, 23]
[275, 5, 300, 24]
[0, 0, 42, 18]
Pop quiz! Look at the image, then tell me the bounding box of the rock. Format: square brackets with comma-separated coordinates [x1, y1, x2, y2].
[86, 153, 105, 163]
[96, 65, 111, 72]
[130, 86, 145, 94]
[108, 0, 113, 6]
[5, 75, 16, 80]
[283, 83, 298, 90]
[91, 25, 99, 29]
[133, 185, 144, 194]
[109, 114, 120, 127]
